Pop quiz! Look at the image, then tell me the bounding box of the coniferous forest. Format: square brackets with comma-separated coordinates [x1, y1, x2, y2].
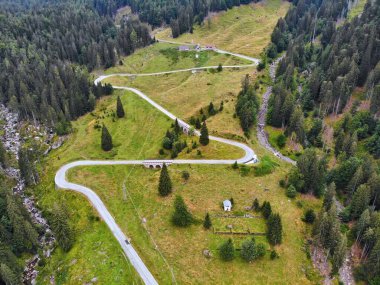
[0, 0, 152, 131]
[265, 0, 380, 283]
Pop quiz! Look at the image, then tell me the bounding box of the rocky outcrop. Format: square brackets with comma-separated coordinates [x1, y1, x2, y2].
[0, 105, 56, 284]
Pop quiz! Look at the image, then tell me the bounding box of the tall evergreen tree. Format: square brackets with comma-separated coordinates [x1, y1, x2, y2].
[116, 96, 125, 118]
[267, 213, 282, 245]
[203, 212, 212, 229]
[219, 238, 235, 261]
[171, 195, 193, 227]
[101, 125, 113, 151]
[0, 263, 19, 285]
[262, 201, 272, 219]
[199, 122, 209, 146]
[332, 235, 347, 274]
[50, 203, 74, 252]
[0, 141, 6, 167]
[158, 164, 172, 197]
[323, 183, 336, 211]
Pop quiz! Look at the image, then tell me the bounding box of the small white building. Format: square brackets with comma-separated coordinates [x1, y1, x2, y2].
[223, 200, 232, 211]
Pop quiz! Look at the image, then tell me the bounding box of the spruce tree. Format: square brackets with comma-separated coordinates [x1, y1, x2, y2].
[323, 183, 336, 211]
[0, 141, 6, 167]
[101, 125, 113, 151]
[116, 96, 125, 118]
[241, 238, 256, 262]
[199, 122, 209, 146]
[171, 196, 193, 227]
[262, 201, 272, 219]
[51, 203, 74, 252]
[0, 263, 19, 285]
[219, 238, 234, 261]
[158, 164, 172, 197]
[332, 235, 347, 274]
[203, 213, 212, 229]
[174, 119, 181, 134]
[267, 213, 282, 245]
[252, 198, 260, 211]
[195, 118, 201, 129]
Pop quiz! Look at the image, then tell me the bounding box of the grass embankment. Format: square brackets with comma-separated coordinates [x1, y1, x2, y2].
[103, 68, 261, 141]
[103, 42, 251, 75]
[155, 0, 290, 57]
[69, 163, 321, 284]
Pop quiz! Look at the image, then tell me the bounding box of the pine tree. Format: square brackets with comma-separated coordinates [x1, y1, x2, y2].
[199, 122, 209, 146]
[195, 118, 201, 129]
[241, 238, 256, 262]
[116, 96, 125, 118]
[350, 185, 371, 219]
[252, 198, 260, 211]
[262, 201, 272, 219]
[0, 141, 6, 167]
[158, 164, 172, 197]
[203, 213, 212, 229]
[171, 196, 193, 227]
[51, 203, 74, 252]
[101, 125, 113, 151]
[267, 213, 282, 245]
[0, 263, 19, 285]
[174, 119, 181, 134]
[323, 183, 336, 211]
[332, 235, 347, 274]
[219, 238, 234, 261]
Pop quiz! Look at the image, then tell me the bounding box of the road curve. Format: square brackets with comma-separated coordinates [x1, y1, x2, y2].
[55, 43, 260, 285]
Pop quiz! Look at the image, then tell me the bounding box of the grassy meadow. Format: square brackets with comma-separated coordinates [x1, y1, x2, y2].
[32, 1, 325, 283]
[102, 42, 251, 75]
[68, 162, 321, 284]
[155, 0, 290, 57]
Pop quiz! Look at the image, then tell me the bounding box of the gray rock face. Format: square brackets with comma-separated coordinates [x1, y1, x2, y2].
[0, 105, 56, 284]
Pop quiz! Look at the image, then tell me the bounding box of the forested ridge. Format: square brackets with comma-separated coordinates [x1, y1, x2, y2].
[264, 0, 380, 282]
[0, 0, 152, 130]
[125, 0, 261, 37]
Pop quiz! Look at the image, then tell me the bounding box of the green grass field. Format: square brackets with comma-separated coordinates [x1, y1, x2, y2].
[31, 1, 326, 283]
[155, 0, 290, 57]
[68, 163, 321, 284]
[101, 42, 251, 75]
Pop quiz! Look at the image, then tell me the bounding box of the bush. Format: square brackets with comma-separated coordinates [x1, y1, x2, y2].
[303, 209, 316, 224]
[254, 156, 278, 176]
[240, 165, 251, 176]
[182, 170, 190, 181]
[159, 149, 165, 155]
[270, 250, 279, 260]
[162, 137, 172, 150]
[232, 161, 239, 169]
[286, 185, 297, 198]
[279, 179, 286, 188]
[276, 134, 286, 148]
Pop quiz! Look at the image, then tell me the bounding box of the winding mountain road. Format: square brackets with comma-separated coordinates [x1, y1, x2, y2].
[55, 40, 297, 284]
[55, 43, 261, 285]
